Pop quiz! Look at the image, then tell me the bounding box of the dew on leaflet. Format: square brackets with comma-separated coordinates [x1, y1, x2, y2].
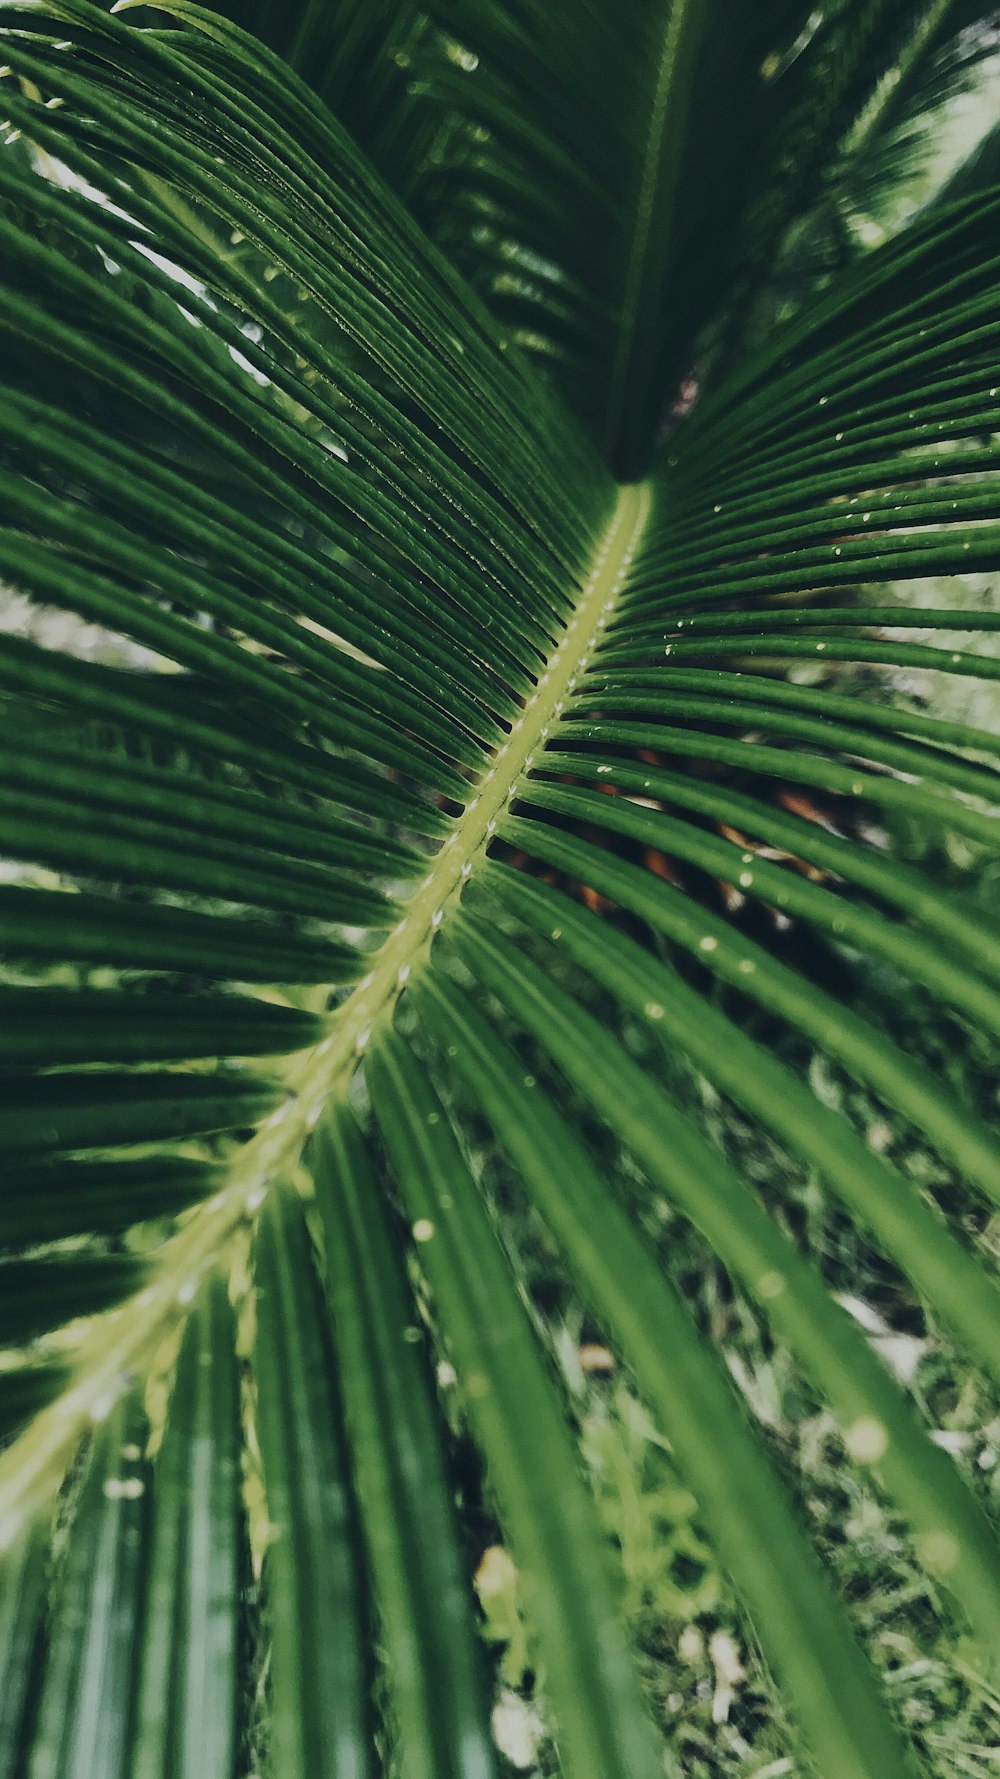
[698, 935, 719, 952]
[917, 1530, 960, 1575]
[845, 1417, 888, 1463]
[413, 1219, 435, 1243]
[644, 1001, 665, 1020]
[103, 1476, 145, 1501]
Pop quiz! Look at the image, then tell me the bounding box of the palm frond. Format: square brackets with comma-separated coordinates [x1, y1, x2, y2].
[1, 4, 1000, 1777]
[130, 1275, 244, 1779]
[25, 1388, 150, 1778]
[306, 1121, 507, 1779]
[252, 1186, 379, 1779]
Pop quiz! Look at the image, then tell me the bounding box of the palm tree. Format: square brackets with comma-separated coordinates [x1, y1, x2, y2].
[1, 1, 1000, 1773]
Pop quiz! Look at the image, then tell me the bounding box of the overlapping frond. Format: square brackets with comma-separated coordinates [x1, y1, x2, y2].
[1, 4, 1000, 1778]
[395, 0, 1000, 467]
[743, 4, 1000, 333]
[832, 3, 1000, 224]
[400, 0, 824, 466]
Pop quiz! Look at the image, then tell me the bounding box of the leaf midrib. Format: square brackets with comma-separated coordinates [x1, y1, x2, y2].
[0, 479, 652, 1541]
[601, 0, 704, 471]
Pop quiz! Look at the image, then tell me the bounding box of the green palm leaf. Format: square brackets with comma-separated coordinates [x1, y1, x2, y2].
[1, 2, 1000, 1775]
